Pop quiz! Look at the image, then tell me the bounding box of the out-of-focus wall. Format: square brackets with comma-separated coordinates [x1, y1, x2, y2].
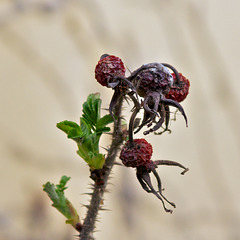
[1, 0, 240, 239]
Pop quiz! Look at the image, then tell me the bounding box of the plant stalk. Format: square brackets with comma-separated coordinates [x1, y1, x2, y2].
[79, 96, 124, 240]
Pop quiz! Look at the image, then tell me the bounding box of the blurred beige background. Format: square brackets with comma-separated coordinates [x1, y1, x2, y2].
[1, 0, 240, 239]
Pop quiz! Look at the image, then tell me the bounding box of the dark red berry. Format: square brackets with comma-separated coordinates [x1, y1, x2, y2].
[165, 73, 190, 102]
[132, 65, 173, 97]
[95, 55, 126, 87]
[120, 139, 153, 168]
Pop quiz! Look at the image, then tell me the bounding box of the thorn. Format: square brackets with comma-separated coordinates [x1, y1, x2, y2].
[99, 207, 111, 211]
[81, 204, 90, 209]
[104, 189, 111, 193]
[87, 184, 95, 191]
[114, 161, 123, 166]
[101, 146, 110, 152]
[102, 107, 110, 111]
[88, 183, 95, 188]
[104, 132, 113, 136]
[81, 192, 93, 196]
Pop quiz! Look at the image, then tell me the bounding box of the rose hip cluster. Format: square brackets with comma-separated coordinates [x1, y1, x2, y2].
[95, 54, 190, 213]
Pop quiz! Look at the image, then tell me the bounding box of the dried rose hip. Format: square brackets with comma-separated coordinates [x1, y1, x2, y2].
[130, 64, 173, 97]
[165, 73, 190, 102]
[94, 54, 139, 122]
[119, 138, 188, 213]
[128, 63, 188, 135]
[95, 54, 126, 87]
[120, 138, 153, 168]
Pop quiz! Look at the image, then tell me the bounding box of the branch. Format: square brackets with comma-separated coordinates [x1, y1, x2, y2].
[79, 96, 124, 240]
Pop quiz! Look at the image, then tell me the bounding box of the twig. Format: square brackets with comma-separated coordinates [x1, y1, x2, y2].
[79, 96, 124, 240]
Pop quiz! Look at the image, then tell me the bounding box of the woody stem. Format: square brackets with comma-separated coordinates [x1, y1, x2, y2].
[79, 96, 124, 240]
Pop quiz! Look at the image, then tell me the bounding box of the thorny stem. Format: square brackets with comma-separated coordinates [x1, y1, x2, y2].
[79, 96, 124, 240]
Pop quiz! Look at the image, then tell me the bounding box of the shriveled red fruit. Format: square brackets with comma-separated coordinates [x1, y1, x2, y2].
[131, 66, 173, 97]
[120, 139, 153, 168]
[165, 73, 190, 102]
[95, 55, 126, 87]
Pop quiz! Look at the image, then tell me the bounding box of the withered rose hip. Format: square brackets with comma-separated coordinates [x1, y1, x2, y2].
[119, 137, 189, 213]
[132, 66, 173, 97]
[120, 139, 153, 168]
[95, 55, 126, 87]
[128, 63, 188, 135]
[165, 73, 190, 102]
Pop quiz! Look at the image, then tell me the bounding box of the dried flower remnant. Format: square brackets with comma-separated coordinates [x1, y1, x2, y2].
[95, 54, 126, 87]
[95, 54, 138, 121]
[128, 63, 188, 135]
[120, 139, 188, 213]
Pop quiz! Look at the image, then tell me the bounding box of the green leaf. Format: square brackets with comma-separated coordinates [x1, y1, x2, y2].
[57, 121, 84, 139]
[96, 114, 114, 133]
[43, 176, 80, 229]
[97, 126, 111, 133]
[80, 117, 91, 135]
[82, 93, 101, 130]
[56, 175, 71, 191]
[57, 93, 111, 170]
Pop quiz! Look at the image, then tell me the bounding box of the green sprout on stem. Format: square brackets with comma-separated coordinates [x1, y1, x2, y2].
[43, 176, 81, 231]
[56, 93, 113, 170]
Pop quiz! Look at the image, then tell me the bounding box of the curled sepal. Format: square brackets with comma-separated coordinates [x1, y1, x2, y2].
[42, 176, 81, 231]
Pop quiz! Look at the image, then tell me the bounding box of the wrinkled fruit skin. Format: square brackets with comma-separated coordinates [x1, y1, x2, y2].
[132, 67, 173, 97]
[120, 139, 153, 168]
[95, 55, 126, 87]
[165, 73, 190, 102]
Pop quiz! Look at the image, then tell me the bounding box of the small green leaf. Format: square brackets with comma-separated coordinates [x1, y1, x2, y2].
[82, 102, 95, 128]
[92, 97, 101, 122]
[57, 121, 84, 139]
[56, 175, 71, 192]
[96, 114, 114, 133]
[80, 117, 91, 135]
[97, 126, 111, 133]
[43, 176, 80, 229]
[82, 93, 101, 130]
